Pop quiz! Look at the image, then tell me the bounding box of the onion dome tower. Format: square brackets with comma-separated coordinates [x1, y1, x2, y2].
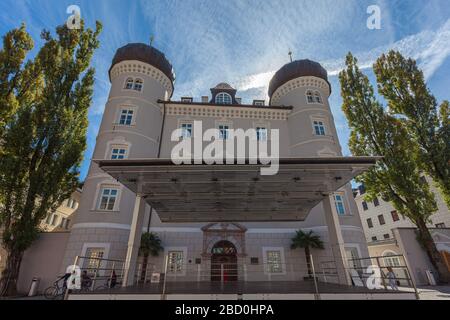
[61, 43, 175, 269]
[268, 59, 341, 157]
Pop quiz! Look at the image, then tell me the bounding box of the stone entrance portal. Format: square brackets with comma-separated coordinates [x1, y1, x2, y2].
[211, 240, 238, 281]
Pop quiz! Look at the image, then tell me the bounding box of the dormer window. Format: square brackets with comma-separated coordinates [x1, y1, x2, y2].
[181, 97, 193, 103]
[215, 92, 232, 104]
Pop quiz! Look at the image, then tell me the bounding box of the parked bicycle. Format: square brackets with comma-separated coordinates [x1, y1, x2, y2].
[44, 273, 70, 300]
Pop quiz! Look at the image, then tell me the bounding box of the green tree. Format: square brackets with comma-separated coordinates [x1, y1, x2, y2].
[0, 24, 34, 142]
[339, 53, 449, 283]
[373, 51, 450, 208]
[290, 230, 324, 277]
[139, 232, 163, 282]
[0, 21, 102, 296]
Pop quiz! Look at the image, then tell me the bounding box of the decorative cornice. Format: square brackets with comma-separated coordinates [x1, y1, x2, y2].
[271, 76, 331, 105]
[109, 60, 173, 97]
[166, 103, 290, 120]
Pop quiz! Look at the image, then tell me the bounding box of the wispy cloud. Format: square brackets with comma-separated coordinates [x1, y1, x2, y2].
[236, 18, 450, 98]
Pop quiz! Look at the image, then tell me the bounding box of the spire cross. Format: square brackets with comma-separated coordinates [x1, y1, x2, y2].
[150, 35, 154, 46]
[288, 49, 293, 62]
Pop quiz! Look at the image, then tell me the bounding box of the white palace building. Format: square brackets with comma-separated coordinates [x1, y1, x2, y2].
[57, 43, 417, 299]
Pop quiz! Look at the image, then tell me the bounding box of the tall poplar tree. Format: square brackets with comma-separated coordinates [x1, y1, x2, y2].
[339, 53, 449, 283]
[373, 51, 450, 208]
[0, 20, 102, 296]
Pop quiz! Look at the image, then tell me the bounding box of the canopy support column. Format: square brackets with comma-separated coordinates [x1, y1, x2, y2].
[323, 195, 352, 285]
[122, 193, 146, 287]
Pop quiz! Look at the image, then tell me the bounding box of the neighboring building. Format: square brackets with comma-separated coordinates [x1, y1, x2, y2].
[40, 189, 82, 232]
[0, 189, 81, 280]
[354, 180, 450, 243]
[354, 182, 450, 285]
[60, 42, 375, 290]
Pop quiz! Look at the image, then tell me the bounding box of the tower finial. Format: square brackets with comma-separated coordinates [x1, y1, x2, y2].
[149, 35, 154, 47]
[288, 49, 293, 62]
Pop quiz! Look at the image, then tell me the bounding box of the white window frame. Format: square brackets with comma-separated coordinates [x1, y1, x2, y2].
[215, 92, 232, 104]
[216, 121, 233, 141]
[105, 137, 132, 160]
[110, 145, 129, 160]
[124, 77, 134, 90]
[313, 119, 326, 136]
[117, 108, 136, 126]
[164, 247, 187, 276]
[306, 90, 314, 104]
[92, 182, 122, 212]
[179, 121, 193, 139]
[256, 127, 268, 141]
[133, 78, 143, 92]
[334, 193, 346, 215]
[80, 243, 110, 277]
[262, 247, 286, 275]
[314, 91, 323, 104]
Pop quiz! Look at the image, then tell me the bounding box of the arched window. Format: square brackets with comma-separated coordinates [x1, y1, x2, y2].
[133, 79, 143, 91]
[211, 240, 237, 255]
[306, 90, 314, 103]
[215, 92, 232, 104]
[314, 91, 322, 103]
[124, 78, 134, 90]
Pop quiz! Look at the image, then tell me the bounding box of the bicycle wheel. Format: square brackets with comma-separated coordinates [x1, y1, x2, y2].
[44, 286, 59, 300]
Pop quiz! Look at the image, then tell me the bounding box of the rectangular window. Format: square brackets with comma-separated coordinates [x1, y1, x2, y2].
[65, 219, 71, 229]
[250, 257, 259, 265]
[367, 218, 373, 228]
[45, 214, 52, 225]
[218, 125, 229, 140]
[51, 214, 58, 226]
[256, 127, 267, 141]
[334, 194, 346, 215]
[378, 214, 386, 225]
[362, 201, 368, 211]
[119, 109, 134, 125]
[84, 248, 104, 275]
[313, 120, 326, 136]
[371, 236, 377, 241]
[180, 123, 192, 138]
[111, 147, 127, 160]
[60, 217, 67, 228]
[383, 233, 390, 239]
[266, 251, 282, 273]
[168, 251, 184, 273]
[391, 210, 400, 222]
[98, 188, 118, 211]
[373, 197, 380, 207]
[435, 223, 445, 228]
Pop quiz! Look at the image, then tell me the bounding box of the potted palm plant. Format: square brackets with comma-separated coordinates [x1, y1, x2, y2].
[291, 230, 324, 280]
[139, 232, 163, 282]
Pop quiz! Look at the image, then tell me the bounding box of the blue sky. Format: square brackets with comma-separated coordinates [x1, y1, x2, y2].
[1, 0, 449, 181]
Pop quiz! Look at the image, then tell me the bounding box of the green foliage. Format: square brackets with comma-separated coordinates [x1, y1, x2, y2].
[373, 51, 450, 208]
[339, 53, 437, 223]
[139, 232, 163, 257]
[0, 20, 102, 295]
[339, 52, 449, 283]
[290, 230, 324, 251]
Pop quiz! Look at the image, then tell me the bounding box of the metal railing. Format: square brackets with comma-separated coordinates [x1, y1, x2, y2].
[64, 253, 419, 299]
